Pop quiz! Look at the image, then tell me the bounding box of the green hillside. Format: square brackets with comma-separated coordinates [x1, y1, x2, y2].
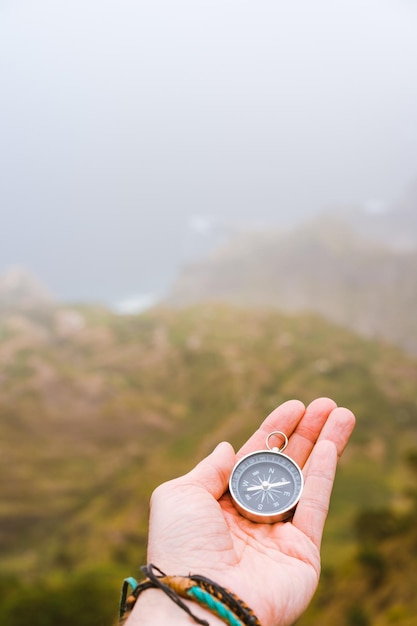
[298, 486, 417, 626]
[0, 303, 416, 625]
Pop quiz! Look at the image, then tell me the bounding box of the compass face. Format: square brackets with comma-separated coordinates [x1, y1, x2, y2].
[229, 450, 304, 523]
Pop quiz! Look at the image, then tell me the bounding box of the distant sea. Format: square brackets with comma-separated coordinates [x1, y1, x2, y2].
[112, 293, 159, 315]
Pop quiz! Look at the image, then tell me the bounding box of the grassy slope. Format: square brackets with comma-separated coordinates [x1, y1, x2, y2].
[0, 303, 416, 624]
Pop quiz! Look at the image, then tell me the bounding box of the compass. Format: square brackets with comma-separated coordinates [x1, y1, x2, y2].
[229, 431, 304, 523]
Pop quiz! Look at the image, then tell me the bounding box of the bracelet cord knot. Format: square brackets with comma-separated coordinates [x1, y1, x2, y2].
[119, 563, 261, 626]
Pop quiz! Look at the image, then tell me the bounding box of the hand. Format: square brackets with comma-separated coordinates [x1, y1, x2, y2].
[129, 398, 355, 626]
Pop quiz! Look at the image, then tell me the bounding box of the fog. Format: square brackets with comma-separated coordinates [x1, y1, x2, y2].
[1, 0, 417, 305]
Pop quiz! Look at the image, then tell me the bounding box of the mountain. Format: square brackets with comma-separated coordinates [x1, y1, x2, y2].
[1, 303, 417, 625]
[0, 266, 54, 309]
[166, 213, 417, 354]
[343, 179, 417, 251]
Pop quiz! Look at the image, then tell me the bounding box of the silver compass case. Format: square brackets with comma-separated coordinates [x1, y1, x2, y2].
[229, 447, 304, 523]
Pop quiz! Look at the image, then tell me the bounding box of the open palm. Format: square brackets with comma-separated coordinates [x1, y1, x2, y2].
[141, 398, 355, 626]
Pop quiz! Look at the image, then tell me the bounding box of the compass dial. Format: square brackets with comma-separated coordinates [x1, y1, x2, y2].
[229, 450, 303, 523]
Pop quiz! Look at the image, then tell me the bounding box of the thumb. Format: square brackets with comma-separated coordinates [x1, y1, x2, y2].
[179, 441, 236, 500]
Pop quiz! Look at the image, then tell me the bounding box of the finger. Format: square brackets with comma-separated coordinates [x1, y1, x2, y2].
[316, 406, 356, 457]
[292, 439, 338, 548]
[302, 405, 356, 476]
[237, 399, 306, 459]
[178, 441, 236, 499]
[285, 397, 338, 467]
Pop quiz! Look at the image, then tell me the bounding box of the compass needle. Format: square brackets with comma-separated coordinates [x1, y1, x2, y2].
[268, 480, 291, 488]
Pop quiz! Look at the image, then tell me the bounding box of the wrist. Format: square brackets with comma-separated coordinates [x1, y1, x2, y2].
[124, 588, 224, 626]
[120, 564, 261, 626]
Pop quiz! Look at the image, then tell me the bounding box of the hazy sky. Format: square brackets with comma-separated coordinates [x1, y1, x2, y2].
[1, 0, 417, 305]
